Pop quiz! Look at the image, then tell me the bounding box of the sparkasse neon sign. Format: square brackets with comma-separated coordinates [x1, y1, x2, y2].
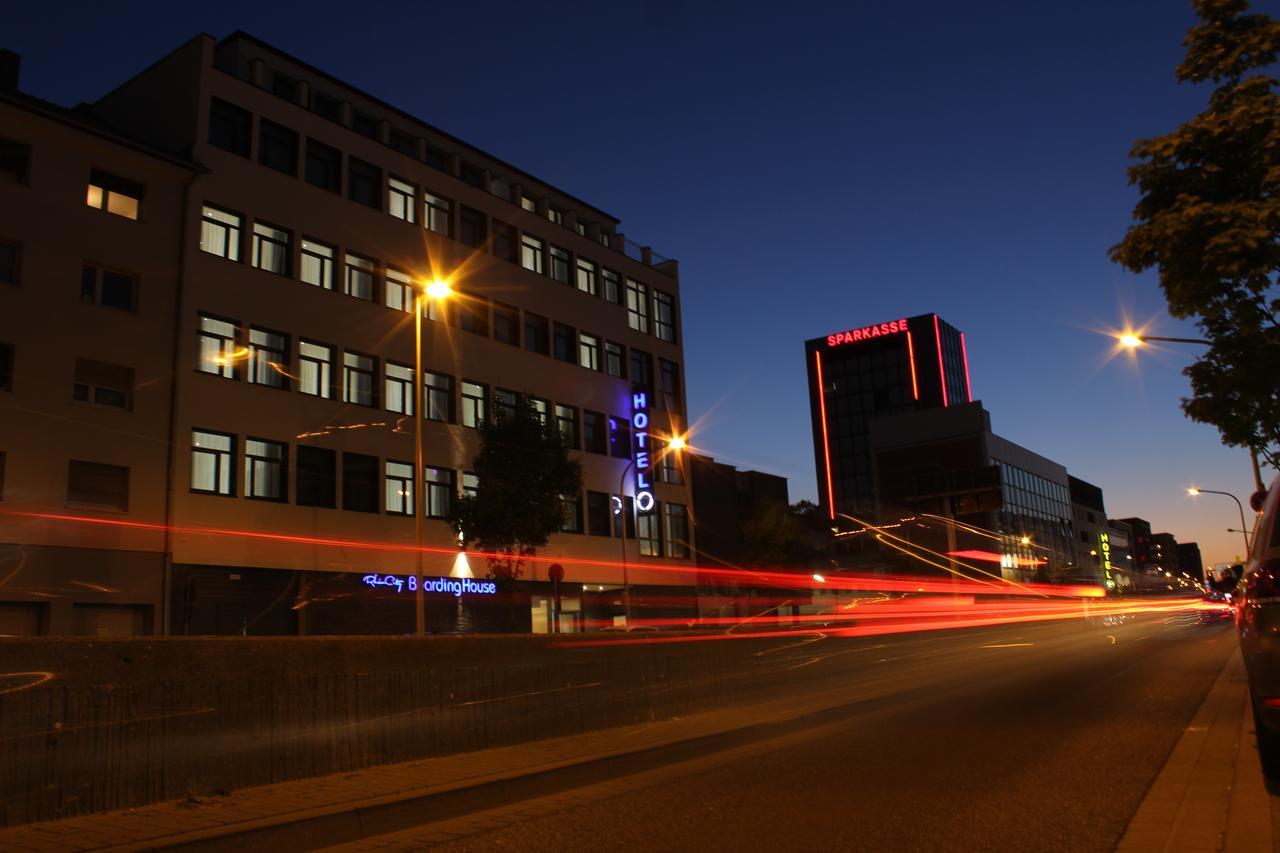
[827, 317, 909, 347]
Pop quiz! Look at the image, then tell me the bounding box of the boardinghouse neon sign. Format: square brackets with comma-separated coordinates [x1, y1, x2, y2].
[827, 317, 908, 347]
[632, 388, 655, 512]
[361, 574, 497, 596]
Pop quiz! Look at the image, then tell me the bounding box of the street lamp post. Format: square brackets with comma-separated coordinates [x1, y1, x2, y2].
[614, 433, 685, 626]
[1188, 487, 1252, 557]
[414, 280, 451, 637]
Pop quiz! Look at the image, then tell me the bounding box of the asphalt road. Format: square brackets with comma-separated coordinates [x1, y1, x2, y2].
[331, 612, 1240, 852]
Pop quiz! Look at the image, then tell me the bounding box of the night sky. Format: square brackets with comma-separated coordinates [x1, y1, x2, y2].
[10, 0, 1275, 567]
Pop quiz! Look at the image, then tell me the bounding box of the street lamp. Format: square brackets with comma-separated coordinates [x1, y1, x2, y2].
[413, 278, 451, 637]
[1187, 486, 1251, 557]
[615, 432, 687, 625]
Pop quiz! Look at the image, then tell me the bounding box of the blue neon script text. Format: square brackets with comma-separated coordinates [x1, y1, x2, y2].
[361, 574, 498, 597]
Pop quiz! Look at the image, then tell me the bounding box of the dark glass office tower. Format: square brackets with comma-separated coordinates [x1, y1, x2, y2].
[804, 313, 971, 521]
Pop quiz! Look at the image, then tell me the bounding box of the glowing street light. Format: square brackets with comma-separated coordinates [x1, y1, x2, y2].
[1020, 535, 1032, 546]
[1118, 334, 1144, 349]
[1187, 485, 1252, 557]
[424, 279, 452, 301]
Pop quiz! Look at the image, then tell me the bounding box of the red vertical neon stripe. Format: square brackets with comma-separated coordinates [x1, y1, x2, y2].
[906, 330, 919, 400]
[960, 332, 972, 402]
[933, 314, 948, 407]
[815, 350, 836, 519]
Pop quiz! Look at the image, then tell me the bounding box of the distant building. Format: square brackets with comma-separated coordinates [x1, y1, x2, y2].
[1104, 520, 1134, 591]
[1068, 476, 1110, 587]
[1115, 517, 1154, 571]
[1150, 532, 1180, 575]
[688, 454, 789, 570]
[1177, 542, 1204, 583]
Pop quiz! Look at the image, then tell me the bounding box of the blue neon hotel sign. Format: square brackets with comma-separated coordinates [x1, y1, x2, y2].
[632, 389, 655, 512]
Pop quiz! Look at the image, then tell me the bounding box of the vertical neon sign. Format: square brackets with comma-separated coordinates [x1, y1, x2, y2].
[632, 388, 655, 512]
[814, 351, 835, 519]
[960, 332, 973, 403]
[933, 314, 948, 407]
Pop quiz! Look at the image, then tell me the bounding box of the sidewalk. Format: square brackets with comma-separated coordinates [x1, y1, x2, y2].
[0, 674, 912, 853]
[1117, 649, 1275, 852]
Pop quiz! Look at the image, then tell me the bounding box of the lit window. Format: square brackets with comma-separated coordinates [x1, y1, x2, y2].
[388, 176, 416, 223]
[579, 333, 600, 371]
[86, 170, 141, 220]
[576, 258, 598, 296]
[520, 195, 537, 212]
[423, 192, 451, 236]
[659, 439, 684, 485]
[549, 245, 570, 283]
[300, 239, 335, 289]
[345, 254, 375, 301]
[386, 362, 414, 415]
[248, 328, 287, 388]
[462, 472, 479, 499]
[245, 438, 287, 502]
[555, 404, 578, 448]
[521, 234, 544, 274]
[191, 430, 234, 495]
[385, 461, 414, 515]
[626, 279, 650, 333]
[547, 207, 564, 226]
[637, 510, 661, 557]
[461, 381, 486, 428]
[299, 340, 333, 398]
[385, 268, 414, 314]
[252, 222, 290, 276]
[343, 351, 376, 407]
[530, 397, 549, 426]
[200, 206, 241, 260]
[560, 494, 582, 533]
[197, 314, 238, 379]
[426, 467, 454, 519]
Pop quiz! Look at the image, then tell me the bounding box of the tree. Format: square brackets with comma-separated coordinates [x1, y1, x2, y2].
[447, 398, 582, 579]
[1110, 0, 1280, 467]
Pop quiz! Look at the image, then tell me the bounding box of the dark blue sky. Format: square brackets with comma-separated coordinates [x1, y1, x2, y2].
[10, 0, 1275, 565]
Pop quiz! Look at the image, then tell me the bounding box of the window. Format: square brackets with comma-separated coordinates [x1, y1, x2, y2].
[73, 358, 133, 410]
[389, 128, 416, 155]
[638, 510, 661, 557]
[0, 240, 18, 285]
[425, 145, 450, 172]
[460, 162, 484, 187]
[576, 221, 588, 237]
[490, 177, 511, 200]
[345, 254, 375, 301]
[659, 439, 684, 485]
[583, 411, 607, 455]
[68, 460, 129, 510]
[493, 302, 520, 346]
[258, 120, 298, 175]
[424, 192, 451, 236]
[386, 362, 414, 414]
[659, 359, 681, 412]
[342, 453, 379, 513]
[426, 467, 454, 519]
[576, 258, 598, 296]
[343, 351, 376, 406]
[521, 234, 544, 274]
[579, 333, 601, 371]
[385, 267, 414, 314]
[425, 372, 453, 422]
[609, 417, 631, 460]
[462, 472, 479, 500]
[299, 340, 333, 398]
[561, 494, 582, 533]
[631, 349, 653, 388]
[208, 98, 251, 157]
[80, 265, 135, 311]
[524, 313, 550, 355]
[587, 492, 612, 537]
[87, 170, 141, 220]
[385, 461, 414, 515]
[388, 176, 416, 223]
[272, 70, 298, 100]
[494, 388, 519, 423]
[553, 323, 576, 363]
[200, 206, 242, 260]
[246, 439, 287, 501]
[311, 91, 342, 121]
[0, 343, 11, 391]
[297, 446, 336, 507]
[455, 294, 489, 336]
[197, 314, 238, 378]
[555, 404, 578, 448]
[252, 222, 290, 276]
[664, 504, 690, 558]
[613, 495, 636, 539]
[248, 328, 287, 388]
[461, 381, 486, 428]
[549, 245, 570, 283]
[305, 139, 342, 193]
[521, 195, 537, 213]
[626, 279, 650, 333]
[605, 341, 626, 379]
[348, 157, 382, 209]
[459, 206, 486, 248]
[602, 268, 622, 305]
[654, 291, 677, 343]
[0, 138, 31, 182]
[492, 221, 517, 263]
[352, 110, 378, 139]
[300, 239, 335, 289]
[530, 397, 549, 426]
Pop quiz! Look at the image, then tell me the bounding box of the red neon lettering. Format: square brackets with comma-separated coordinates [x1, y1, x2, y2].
[825, 317, 913, 347]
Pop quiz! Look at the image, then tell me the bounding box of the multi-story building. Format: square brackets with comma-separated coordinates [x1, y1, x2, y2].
[0, 33, 694, 636]
[1177, 542, 1204, 584]
[1068, 476, 1110, 587]
[804, 313, 971, 521]
[1115, 517, 1154, 571]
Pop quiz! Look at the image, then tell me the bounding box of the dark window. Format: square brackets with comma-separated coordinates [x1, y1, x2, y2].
[587, 491, 612, 537]
[583, 411, 607, 454]
[605, 341, 626, 379]
[659, 359, 682, 413]
[555, 404, 578, 448]
[297, 446, 336, 507]
[73, 358, 133, 410]
[459, 205, 486, 248]
[460, 162, 484, 187]
[0, 240, 18, 285]
[494, 388, 519, 422]
[425, 372, 453, 422]
[80, 265, 135, 311]
[493, 302, 520, 346]
[492, 220, 517, 263]
[610, 417, 631, 460]
[348, 157, 382, 209]
[602, 268, 622, 305]
[389, 128, 416, 155]
[0, 138, 31, 182]
[0, 452, 6, 500]
[631, 349, 654, 388]
[311, 91, 342, 122]
[613, 495, 636, 538]
[561, 494, 583, 534]
[524, 313, 550, 355]
[426, 467, 454, 519]
[425, 145, 450, 172]
[304, 139, 342, 193]
[549, 245, 571, 283]
[342, 452, 379, 513]
[0, 343, 11, 391]
[271, 70, 298, 100]
[208, 98, 251, 157]
[553, 322, 576, 363]
[665, 504, 690, 558]
[655, 290, 677, 343]
[67, 460, 129, 510]
[258, 119, 298, 175]
[352, 110, 379, 139]
[455, 293, 489, 336]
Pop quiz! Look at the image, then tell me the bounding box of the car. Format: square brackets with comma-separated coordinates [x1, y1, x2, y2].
[1235, 474, 1280, 774]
